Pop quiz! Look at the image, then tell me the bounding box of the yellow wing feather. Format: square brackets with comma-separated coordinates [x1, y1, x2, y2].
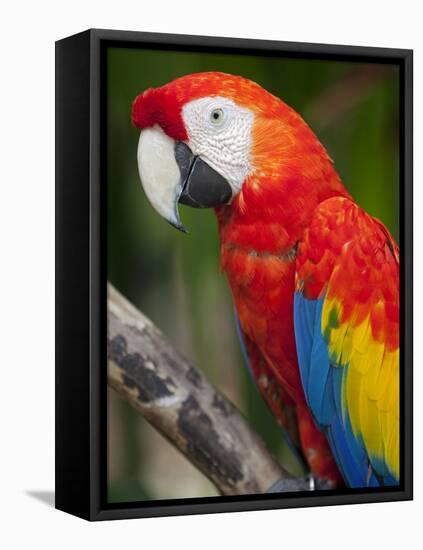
[322, 297, 399, 480]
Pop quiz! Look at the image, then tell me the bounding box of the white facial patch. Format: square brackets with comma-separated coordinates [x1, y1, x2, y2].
[182, 96, 254, 196]
[137, 126, 182, 227]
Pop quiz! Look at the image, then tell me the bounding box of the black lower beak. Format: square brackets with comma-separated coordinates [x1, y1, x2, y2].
[174, 142, 233, 209]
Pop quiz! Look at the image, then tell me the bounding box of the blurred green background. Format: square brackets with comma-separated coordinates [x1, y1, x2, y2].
[107, 46, 399, 503]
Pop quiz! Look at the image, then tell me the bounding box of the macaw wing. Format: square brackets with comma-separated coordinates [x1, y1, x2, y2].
[293, 197, 399, 487]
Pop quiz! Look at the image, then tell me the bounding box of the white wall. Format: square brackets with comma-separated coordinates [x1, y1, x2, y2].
[0, 1, 420, 548]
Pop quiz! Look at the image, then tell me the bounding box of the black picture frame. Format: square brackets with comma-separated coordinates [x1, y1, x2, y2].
[55, 28, 413, 521]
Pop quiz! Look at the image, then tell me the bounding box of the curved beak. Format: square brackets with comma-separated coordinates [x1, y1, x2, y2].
[137, 126, 232, 232]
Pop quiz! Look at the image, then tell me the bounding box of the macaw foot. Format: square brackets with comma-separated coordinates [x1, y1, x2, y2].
[266, 474, 334, 493]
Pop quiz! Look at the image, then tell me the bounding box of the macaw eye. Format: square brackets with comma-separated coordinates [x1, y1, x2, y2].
[209, 108, 225, 125]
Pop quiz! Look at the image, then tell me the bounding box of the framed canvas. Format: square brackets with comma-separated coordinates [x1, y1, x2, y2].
[55, 29, 413, 521]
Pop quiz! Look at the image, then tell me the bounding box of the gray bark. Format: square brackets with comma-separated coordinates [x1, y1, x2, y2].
[107, 282, 314, 496]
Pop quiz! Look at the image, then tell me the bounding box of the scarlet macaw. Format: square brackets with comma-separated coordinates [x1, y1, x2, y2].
[131, 72, 399, 489]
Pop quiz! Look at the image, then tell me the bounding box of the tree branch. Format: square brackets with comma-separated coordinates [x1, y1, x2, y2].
[107, 282, 313, 496]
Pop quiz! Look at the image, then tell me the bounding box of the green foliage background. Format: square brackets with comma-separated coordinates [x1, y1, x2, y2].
[107, 46, 399, 503]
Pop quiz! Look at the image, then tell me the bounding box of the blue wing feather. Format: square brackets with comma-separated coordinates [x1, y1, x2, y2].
[293, 293, 381, 488]
[234, 310, 255, 380]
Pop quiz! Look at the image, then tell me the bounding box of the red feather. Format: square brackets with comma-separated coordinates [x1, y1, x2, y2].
[134, 72, 399, 487]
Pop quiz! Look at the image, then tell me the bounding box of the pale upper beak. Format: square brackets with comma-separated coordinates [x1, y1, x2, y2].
[137, 125, 232, 232]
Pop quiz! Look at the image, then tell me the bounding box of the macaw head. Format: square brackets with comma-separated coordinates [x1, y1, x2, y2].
[132, 72, 337, 232]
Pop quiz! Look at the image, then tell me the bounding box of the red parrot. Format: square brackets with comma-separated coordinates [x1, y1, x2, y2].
[131, 72, 399, 489]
